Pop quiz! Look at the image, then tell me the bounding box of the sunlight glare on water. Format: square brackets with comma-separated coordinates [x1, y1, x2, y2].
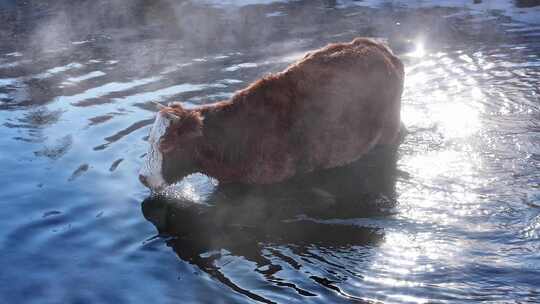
[407, 40, 426, 59]
[0, 0, 539, 303]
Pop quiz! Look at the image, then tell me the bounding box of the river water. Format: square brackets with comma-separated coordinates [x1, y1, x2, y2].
[1, 1, 539, 303]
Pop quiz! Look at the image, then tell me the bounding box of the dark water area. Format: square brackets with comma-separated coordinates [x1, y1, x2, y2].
[1, 1, 539, 303]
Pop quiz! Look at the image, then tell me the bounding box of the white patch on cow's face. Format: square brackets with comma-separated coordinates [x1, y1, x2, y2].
[139, 112, 171, 191]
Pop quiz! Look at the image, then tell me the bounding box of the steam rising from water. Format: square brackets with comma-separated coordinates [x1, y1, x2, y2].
[1, 1, 539, 304]
[159, 173, 218, 203]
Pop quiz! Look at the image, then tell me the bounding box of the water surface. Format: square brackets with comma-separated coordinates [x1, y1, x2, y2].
[1, 1, 539, 303]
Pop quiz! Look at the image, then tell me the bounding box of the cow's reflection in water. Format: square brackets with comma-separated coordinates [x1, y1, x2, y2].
[141, 144, 400, 301]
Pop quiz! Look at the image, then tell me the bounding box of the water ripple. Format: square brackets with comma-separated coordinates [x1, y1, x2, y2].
[1, 1, 539, 303]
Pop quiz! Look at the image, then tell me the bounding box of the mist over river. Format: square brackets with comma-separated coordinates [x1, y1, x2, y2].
[1, 1, 539, 303]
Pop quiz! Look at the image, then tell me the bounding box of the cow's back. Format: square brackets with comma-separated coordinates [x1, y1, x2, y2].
[287, 38, 404, 172]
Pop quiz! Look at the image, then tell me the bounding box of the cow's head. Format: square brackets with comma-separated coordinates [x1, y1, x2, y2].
[139, 102, 203, 191]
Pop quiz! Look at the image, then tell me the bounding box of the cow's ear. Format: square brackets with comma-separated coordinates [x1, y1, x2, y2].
[177, 111, 204, 139]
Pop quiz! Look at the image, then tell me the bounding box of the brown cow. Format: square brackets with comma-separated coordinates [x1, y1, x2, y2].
[139, 38, 404, 191]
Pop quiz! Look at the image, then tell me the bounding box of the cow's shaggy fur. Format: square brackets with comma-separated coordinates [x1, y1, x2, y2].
[140, 38, 404, 189]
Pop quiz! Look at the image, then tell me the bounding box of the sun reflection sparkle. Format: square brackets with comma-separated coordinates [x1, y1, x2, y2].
[408, 40, 426, 58]
[431, 102, 481, 138]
